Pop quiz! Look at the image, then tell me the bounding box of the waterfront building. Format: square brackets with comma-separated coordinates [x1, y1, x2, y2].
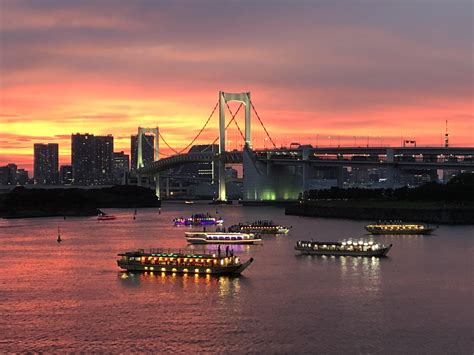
[0, 164, 16, 185]
[59, 165, 73, 185]
[112, 151, 129, 184]
[16, 168, 29, 185]
[130, 134, 154, 171]
[0, 164, 29, 185]
[33, 143, 59, 184]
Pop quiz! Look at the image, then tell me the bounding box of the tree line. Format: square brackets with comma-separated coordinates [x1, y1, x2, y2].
[304, 172, 474, 202]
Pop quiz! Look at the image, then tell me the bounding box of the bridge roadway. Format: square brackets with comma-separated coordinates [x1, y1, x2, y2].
[138, 146, 474, 175]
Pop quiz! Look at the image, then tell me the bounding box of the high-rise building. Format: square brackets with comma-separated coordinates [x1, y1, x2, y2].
[112, 151, 129, 184]
[34, 143, 59, 184]
[59, 165, 73, 185]
[95, 135, 114, 184]
[72, 133, 115, 185]
[130, 134, 155, 171]
[71, 133, 96, 185]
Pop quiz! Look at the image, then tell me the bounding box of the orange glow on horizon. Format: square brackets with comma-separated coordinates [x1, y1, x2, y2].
[1, 2, 472, 173]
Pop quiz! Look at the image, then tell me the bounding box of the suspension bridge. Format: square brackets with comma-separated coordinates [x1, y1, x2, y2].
[134, 91, 474, 202]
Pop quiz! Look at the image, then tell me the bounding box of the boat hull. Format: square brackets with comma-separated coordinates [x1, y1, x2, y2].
[365, 227, 435, 235]
[98, 216, 116, 221]
[295, 246, 391, 257]
[117, 258, 253, 275]
[187, 238, 261, 245]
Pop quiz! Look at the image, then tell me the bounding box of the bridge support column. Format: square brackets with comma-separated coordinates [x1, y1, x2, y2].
[137, 126, 160, 197]
[385, 148, 399, 188]
[302, 147, 311, 192]
[154, 173, 160, 199]
[429, 170, 439, 183]
[336, 166, 344, 188]
[217, 91, 252, 201]
[166, 177, 170, 198]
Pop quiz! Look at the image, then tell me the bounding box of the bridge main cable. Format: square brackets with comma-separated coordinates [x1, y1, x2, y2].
[158, 100, 220, 155]
[250, 100, 277, 149]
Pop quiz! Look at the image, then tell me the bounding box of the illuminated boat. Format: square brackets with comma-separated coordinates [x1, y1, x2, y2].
[229, 220, 291, 234]
[184, 201, 194, 204]
[185, 232, 262, 244]
[365, 220, 437, 235]
[295, 240, 392, 257]
[173, 213, 224, 226]
[117, 248, 253, 275]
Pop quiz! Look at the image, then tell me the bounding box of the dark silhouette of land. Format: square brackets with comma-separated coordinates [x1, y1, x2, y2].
[287, 173, 474, 224]
[0, 185, 161, 218]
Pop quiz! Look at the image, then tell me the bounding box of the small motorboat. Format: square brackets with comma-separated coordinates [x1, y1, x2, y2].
[98, 212, 116, 221]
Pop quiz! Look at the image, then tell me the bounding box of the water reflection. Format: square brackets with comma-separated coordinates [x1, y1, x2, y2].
[298, 254, 383, 294]
[117, 271, 243, 298]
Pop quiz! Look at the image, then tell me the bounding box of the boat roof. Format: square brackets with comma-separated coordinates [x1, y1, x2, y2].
[118, 248, 227, 259]
[297, 241, 343, 245]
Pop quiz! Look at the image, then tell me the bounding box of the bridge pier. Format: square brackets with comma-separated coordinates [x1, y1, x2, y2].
[336, 166, 344, 188]
[154, 173, 160, 199]
[216, 91, 252, 201]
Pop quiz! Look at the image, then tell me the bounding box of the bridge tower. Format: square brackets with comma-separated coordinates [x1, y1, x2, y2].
[218, 91, 251, 201]
[137, 127, 160, 199]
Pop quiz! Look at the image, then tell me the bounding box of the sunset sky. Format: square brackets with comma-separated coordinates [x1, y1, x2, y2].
[1, 0, 472, 172]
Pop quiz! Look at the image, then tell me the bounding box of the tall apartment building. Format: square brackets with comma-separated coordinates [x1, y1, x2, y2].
[71, 133, 115, 185]
[71, 133, 95, 185]
[95, 135, 114, 184]
[33, 143, 59, 184]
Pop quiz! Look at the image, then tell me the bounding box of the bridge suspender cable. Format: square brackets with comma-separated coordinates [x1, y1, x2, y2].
[249, 100, 277, 149]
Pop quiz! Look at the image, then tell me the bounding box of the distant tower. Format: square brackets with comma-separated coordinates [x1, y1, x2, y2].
[444, 120, 449, 148]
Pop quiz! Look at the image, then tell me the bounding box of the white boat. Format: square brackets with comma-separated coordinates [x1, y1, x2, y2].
[185, 232, 262, 244]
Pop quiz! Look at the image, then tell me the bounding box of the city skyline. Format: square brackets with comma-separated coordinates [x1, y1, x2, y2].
[1, 1, 473, 171]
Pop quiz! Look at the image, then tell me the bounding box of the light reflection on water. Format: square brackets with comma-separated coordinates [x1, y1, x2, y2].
[0, 204, 472, 353]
